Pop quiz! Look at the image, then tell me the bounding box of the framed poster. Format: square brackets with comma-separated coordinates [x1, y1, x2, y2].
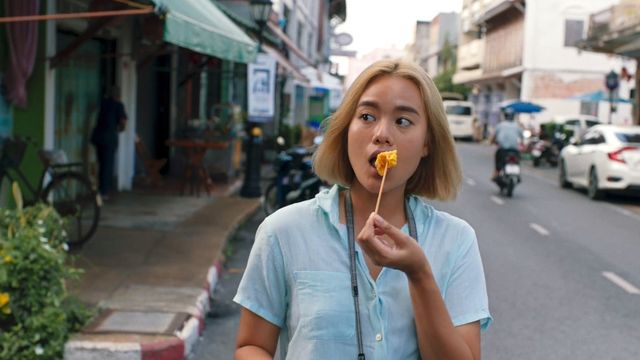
[247, 53, 276, 123]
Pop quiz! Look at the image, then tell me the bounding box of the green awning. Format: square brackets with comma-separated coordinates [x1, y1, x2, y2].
[154, 0, 257, 63]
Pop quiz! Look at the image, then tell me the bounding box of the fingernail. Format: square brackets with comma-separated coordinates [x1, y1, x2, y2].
[373, 214, 386, 227]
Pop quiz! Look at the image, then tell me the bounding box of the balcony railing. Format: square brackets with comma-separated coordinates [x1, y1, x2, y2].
[588, 3, 640, 38]
[457, 39, 485, 70]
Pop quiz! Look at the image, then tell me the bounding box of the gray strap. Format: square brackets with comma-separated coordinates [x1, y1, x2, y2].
[344, 191, 418, 360]
[345, 191, 366, 360]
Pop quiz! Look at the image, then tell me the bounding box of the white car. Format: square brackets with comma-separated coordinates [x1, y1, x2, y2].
[444, 100, 476, 140]
[559, 125, 640, 199]
[550, 115, 601, 140]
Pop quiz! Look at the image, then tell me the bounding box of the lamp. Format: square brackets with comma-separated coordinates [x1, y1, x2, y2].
[240, 0, 273, 198]
[250, 0, 272, 28]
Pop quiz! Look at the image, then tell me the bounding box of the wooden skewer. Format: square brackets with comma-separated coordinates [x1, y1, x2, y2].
[374, 162, 388, 215]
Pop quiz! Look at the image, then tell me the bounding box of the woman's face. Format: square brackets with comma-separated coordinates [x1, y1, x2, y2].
[347, 75, 429, 195]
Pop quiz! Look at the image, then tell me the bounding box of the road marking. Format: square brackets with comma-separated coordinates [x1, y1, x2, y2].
[465, 178, 476, 186]
[529, 223, 550, 236]
[490, 196, 504, 205]
[602, 271, 640, 294]
[608, 205, 640, 221]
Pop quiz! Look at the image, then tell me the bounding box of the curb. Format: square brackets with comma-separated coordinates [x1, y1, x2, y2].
[65, 261, 221, 360]
[64, 199, 260, 360]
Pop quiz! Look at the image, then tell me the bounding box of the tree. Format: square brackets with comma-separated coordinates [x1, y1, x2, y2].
[433, 36, 470, 97]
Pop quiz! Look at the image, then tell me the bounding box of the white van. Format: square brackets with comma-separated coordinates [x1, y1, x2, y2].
[444, 100, 476, 140]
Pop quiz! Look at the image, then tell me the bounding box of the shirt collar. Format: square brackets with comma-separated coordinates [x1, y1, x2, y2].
[317, 185, 431, 242]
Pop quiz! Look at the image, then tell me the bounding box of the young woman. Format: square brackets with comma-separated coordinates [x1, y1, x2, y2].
[234, 59, 492, 359]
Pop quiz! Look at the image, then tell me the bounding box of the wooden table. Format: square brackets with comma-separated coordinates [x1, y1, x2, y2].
[165, 139, 229, 196]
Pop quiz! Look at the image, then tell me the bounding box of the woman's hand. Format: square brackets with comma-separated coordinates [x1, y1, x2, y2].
[356, 212, 431, 280]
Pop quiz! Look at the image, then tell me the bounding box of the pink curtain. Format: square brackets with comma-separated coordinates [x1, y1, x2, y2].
[4, 1, 40, 108]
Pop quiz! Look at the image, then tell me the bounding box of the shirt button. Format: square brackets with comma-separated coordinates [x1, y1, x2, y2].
[375, 333, 383, 342]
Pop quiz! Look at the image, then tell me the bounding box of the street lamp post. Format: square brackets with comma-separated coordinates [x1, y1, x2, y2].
[240, 0, 273, 198]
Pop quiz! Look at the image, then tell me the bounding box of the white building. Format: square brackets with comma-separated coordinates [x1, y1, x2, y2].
[454, 0, 634, 130]
[412, 13, 460, 77]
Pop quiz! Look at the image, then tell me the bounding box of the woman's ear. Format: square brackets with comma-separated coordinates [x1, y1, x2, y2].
[421, 143, 429, 158]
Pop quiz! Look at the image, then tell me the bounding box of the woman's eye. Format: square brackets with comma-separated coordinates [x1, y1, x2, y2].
[396, 117, 413, 127]
[360, 113, 375, 122]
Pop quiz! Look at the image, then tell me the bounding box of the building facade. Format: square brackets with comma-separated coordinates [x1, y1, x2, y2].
[412, 13, 460, 77]
[454, 0, 634, 131]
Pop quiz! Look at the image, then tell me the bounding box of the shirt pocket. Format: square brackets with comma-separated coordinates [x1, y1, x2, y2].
[294, 271, 355, 341]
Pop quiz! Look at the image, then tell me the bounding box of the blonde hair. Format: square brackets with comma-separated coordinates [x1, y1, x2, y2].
[313, 59, 462, 200]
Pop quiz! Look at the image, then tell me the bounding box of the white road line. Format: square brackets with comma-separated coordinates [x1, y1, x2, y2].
[465, 178, 476, 186]
[490, 196, 504, 205]
[608, 205, 640, 221]
[602, 271, 640, 294]
[529, 223, 550, 236]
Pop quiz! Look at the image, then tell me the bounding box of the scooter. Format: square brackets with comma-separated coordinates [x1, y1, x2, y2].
[261, 137, 326, 215]
[494, 149, 521, 197]
[530, 133, 562, 167]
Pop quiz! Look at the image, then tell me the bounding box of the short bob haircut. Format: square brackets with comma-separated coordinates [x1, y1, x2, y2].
[313, 59, 462, 201]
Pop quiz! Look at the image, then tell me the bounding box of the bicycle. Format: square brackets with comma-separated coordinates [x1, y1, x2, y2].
[0, 137, 101, 248]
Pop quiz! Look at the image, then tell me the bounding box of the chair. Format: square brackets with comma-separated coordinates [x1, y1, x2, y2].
[135, 135, 166, 187]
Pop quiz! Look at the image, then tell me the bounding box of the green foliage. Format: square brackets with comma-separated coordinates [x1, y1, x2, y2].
[433, 68, 470, 98]
[0, 193, 93, 359]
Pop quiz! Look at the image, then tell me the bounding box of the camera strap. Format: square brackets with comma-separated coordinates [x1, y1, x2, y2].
[344, 190, 417, 360]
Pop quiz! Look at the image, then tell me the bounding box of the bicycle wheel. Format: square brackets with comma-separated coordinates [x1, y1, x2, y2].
[43, 172, 100, 247]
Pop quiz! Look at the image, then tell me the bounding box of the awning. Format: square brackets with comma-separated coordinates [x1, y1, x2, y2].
[154, 0, 257, 63]
[261, 44, 309, 84]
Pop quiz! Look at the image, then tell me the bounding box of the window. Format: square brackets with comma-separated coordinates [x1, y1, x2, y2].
[445, 105, 472, 115]
[585, 120, 600, 128]
[615, 132, 640, 144]
[582, 131, 604, 145]
[564, 19, 584, 47]
[297, 21, 304, 50]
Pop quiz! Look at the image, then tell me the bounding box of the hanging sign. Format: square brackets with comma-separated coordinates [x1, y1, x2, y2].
[248, 53, 276, 123]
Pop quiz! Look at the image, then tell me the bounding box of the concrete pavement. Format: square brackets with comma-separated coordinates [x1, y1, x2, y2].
[64, 179, 261, 360]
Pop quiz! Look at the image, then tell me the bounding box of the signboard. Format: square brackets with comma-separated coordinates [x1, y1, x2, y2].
[247, 53, 276, 123]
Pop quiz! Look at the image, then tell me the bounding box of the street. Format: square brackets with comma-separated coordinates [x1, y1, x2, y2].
[192, 141, 640, 360]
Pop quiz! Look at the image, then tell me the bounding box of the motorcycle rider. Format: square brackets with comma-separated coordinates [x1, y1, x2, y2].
[491, 108, 524, 181]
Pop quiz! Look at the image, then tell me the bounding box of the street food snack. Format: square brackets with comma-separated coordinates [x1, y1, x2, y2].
[374, 150, 397, 214]
[375, 150, 397, 176]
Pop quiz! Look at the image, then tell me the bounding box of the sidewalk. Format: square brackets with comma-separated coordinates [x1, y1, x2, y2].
[64, 179, 261, 360]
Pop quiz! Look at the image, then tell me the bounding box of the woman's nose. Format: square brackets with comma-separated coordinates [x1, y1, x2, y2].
[373, 122, 392, 145]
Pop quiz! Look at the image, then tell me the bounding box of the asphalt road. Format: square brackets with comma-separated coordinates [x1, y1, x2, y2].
[193, 141, 640, 360]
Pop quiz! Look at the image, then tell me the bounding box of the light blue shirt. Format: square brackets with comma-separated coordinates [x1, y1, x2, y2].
[234, 185, 492, 359]
[495, 121, 523, 150]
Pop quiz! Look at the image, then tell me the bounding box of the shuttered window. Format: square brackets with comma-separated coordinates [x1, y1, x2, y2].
[564, 19, 584, 47]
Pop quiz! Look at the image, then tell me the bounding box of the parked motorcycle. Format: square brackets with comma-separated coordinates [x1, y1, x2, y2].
[262, 138, 326, 215]
[530, 132, 564, 167]
[494, 149, 521, 197]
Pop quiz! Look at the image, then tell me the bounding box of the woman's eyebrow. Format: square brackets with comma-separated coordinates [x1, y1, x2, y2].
[357, 101, 420, 115]
[357, 100, 379, 109]
[396, 105, 420, 115]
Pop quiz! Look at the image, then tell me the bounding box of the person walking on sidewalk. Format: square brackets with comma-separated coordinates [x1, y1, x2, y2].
[233, 59, 492, 359]
[91, 86, 127, 200]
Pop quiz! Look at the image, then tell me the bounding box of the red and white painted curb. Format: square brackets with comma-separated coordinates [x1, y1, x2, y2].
[64, 262, 222, 360]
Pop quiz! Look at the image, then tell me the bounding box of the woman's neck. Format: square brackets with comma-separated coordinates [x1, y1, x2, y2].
[349, 182, 407, 228]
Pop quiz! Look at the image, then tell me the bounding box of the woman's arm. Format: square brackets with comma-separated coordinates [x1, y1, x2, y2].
[357, 213, 481, 360]
[235, 308, 281, 360]
[407, 268, 480, 360]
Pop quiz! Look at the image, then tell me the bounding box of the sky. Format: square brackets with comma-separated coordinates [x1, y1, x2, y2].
[333, 0, 464, 57]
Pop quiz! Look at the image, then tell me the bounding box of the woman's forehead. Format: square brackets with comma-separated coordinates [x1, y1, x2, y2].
[357, 76, 425, 114]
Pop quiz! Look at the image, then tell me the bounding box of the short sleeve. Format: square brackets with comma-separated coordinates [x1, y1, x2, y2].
[444, 224, 493, 332]
[233, 221, 287, 327]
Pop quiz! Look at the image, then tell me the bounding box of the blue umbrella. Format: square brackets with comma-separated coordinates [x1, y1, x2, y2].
[500, 100, 545, 114]
[571, 90, 632, 103]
